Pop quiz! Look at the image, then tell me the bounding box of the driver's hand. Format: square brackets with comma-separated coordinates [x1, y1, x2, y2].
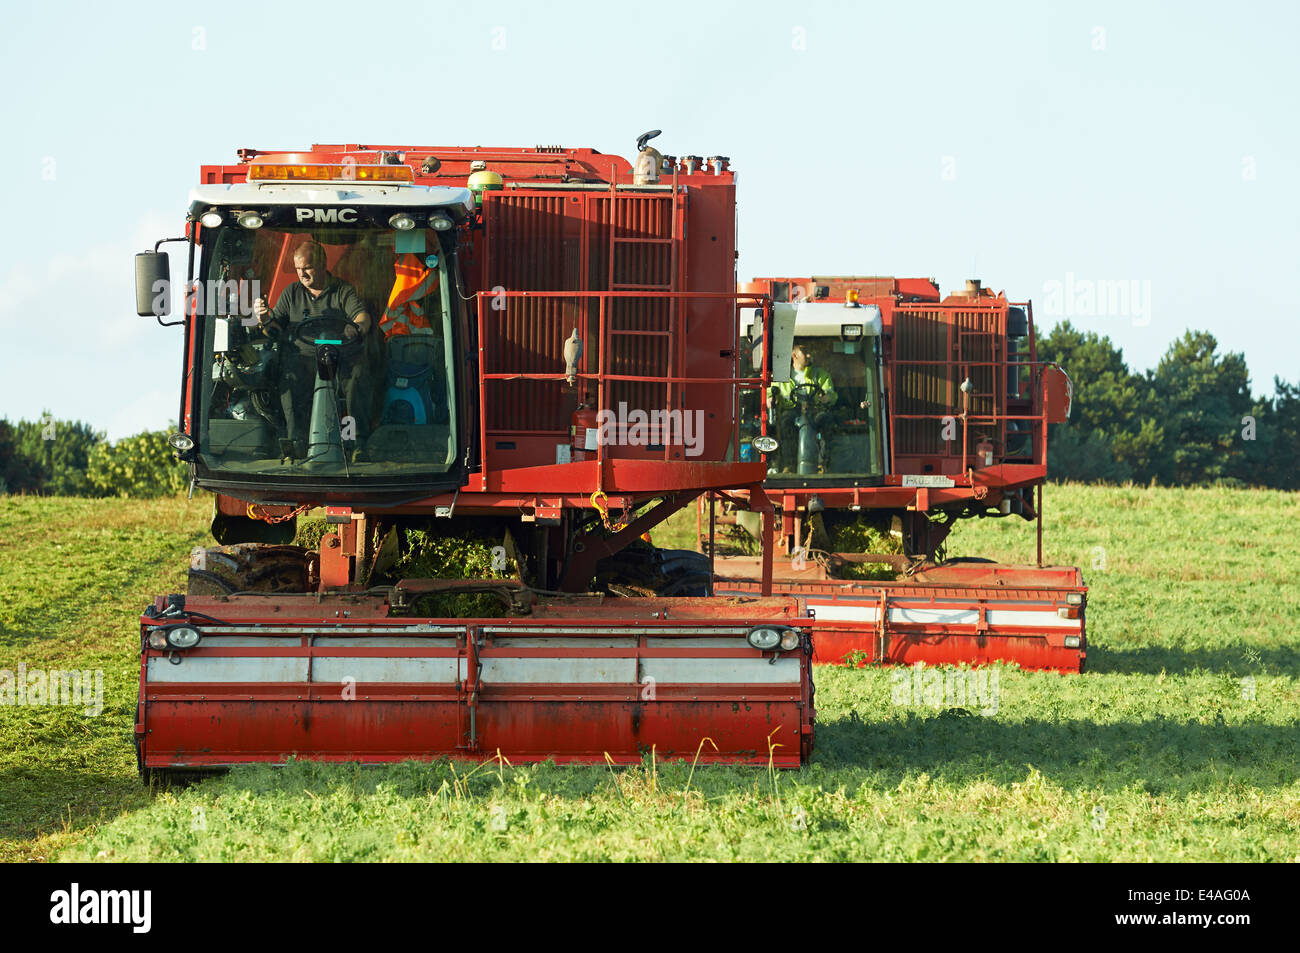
[343, 323, 362, 343]
[253, 297, 269, 322]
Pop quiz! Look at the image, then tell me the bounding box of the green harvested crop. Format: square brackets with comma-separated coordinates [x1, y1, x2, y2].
[824, 514, 903, 581]
[293, 515, 330, 550]
[391, 527, 518, 618]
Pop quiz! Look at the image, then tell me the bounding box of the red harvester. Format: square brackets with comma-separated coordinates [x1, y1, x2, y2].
[132, 134, 814, 778]
[703, 276, 1088, 672]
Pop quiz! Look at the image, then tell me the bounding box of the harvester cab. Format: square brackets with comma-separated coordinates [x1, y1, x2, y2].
[132, 141, 817, 776]
[136, 162, 474, 506]
[741, 296, 887, 481]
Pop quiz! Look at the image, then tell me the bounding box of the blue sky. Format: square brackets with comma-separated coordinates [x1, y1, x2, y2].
[1, 0, 1296, 438]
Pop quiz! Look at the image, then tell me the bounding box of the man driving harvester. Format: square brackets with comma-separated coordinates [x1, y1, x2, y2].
[769, 343, 838, 474]
[253, 241, 373, 460]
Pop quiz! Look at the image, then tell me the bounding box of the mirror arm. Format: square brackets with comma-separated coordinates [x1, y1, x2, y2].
[153, 236, 190, 328]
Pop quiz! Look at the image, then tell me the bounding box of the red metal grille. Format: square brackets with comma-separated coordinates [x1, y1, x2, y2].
[603, 194, 676, 418]
[482, 191, 681, 436]
[893, 309, 952, 456]
[892, 307, 1006, 462]
[483, 194, 578, 432]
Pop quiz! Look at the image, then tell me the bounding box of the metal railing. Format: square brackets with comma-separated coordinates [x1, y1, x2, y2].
[888, 300, 1054, 471]
[475, 291, 774, 471]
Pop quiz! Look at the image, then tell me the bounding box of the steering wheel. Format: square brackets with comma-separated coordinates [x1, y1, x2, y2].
[292, 316, 364, 350]
[790, 382, 823, 403]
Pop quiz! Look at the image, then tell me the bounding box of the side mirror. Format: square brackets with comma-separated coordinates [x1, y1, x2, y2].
[135, 251, 171, 317]
[751, 301, 798, 383]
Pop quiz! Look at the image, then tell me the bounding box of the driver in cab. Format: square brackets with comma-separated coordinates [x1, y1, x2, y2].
[769, 344, 838, 473]
[252, 241, 373, 459]
[771, 344, 837, 410]
[253, 240, 371, 340]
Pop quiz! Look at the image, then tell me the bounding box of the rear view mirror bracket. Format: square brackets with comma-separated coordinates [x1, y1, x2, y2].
[136, 236, 189, 327]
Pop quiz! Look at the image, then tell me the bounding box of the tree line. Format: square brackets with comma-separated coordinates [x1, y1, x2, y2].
[0, 419, 186, 497]
[1, 324, 1296, 496]
[1037, 323, 1299, 488]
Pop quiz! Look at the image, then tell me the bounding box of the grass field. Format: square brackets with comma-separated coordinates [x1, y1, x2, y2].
[2, 485, 1298, 861]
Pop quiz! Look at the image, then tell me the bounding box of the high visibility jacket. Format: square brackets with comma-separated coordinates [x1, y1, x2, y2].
[380, 254, 439, 337]
[774, 365, 837, 407]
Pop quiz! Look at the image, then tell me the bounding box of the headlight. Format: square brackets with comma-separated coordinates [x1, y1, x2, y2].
[168, 432, 195, 452]
[430, 214, 454, 231]
[200, 210, 224, 228]
[748, 626, 800, 651]
[1066, 592, 1084, 606]
[388, 212, 416, 230]
[158, 625, 202, 649]
[1064, 635, 1082, 648]
[237, 211, 264, 229]
[746, 626, 800, 652]
[752, 435, 779, 454]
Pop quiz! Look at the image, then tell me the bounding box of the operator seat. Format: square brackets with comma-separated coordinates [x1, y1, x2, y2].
[379, 333, 444, 425]
[366, 331, 449, 463]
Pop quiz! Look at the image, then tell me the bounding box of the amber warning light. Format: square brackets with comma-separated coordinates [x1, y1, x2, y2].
[247, 163, 414, 183]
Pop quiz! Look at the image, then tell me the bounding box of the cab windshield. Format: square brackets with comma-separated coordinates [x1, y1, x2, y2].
[194, 224, 458, 484]
[750, 333, 886, 484]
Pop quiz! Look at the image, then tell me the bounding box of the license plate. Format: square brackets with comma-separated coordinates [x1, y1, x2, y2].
[902, 474, 955, 488]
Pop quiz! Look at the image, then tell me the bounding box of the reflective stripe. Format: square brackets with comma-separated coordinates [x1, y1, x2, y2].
[810, 602, 1080, 629]
[642, 657, 801, 684]
[313, 637, 460, 648]
[381, 254, 438, 337]
[149, 654, 796, 686]
[479, 658, 637, 684]
[147, 657, 308, 682]
[148, 632, 803, 687]
[644, 637, 755, 648]
[195, 626, 463, 636]
[490, 637, 635, 649]
[199, 636, 302, 647]
[312, 658, 462, 683]
[483, 627, 752, 636]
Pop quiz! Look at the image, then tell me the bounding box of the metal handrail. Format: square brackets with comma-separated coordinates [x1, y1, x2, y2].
[891, 360, 1059, 470]
[475, 290, 774, 473]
